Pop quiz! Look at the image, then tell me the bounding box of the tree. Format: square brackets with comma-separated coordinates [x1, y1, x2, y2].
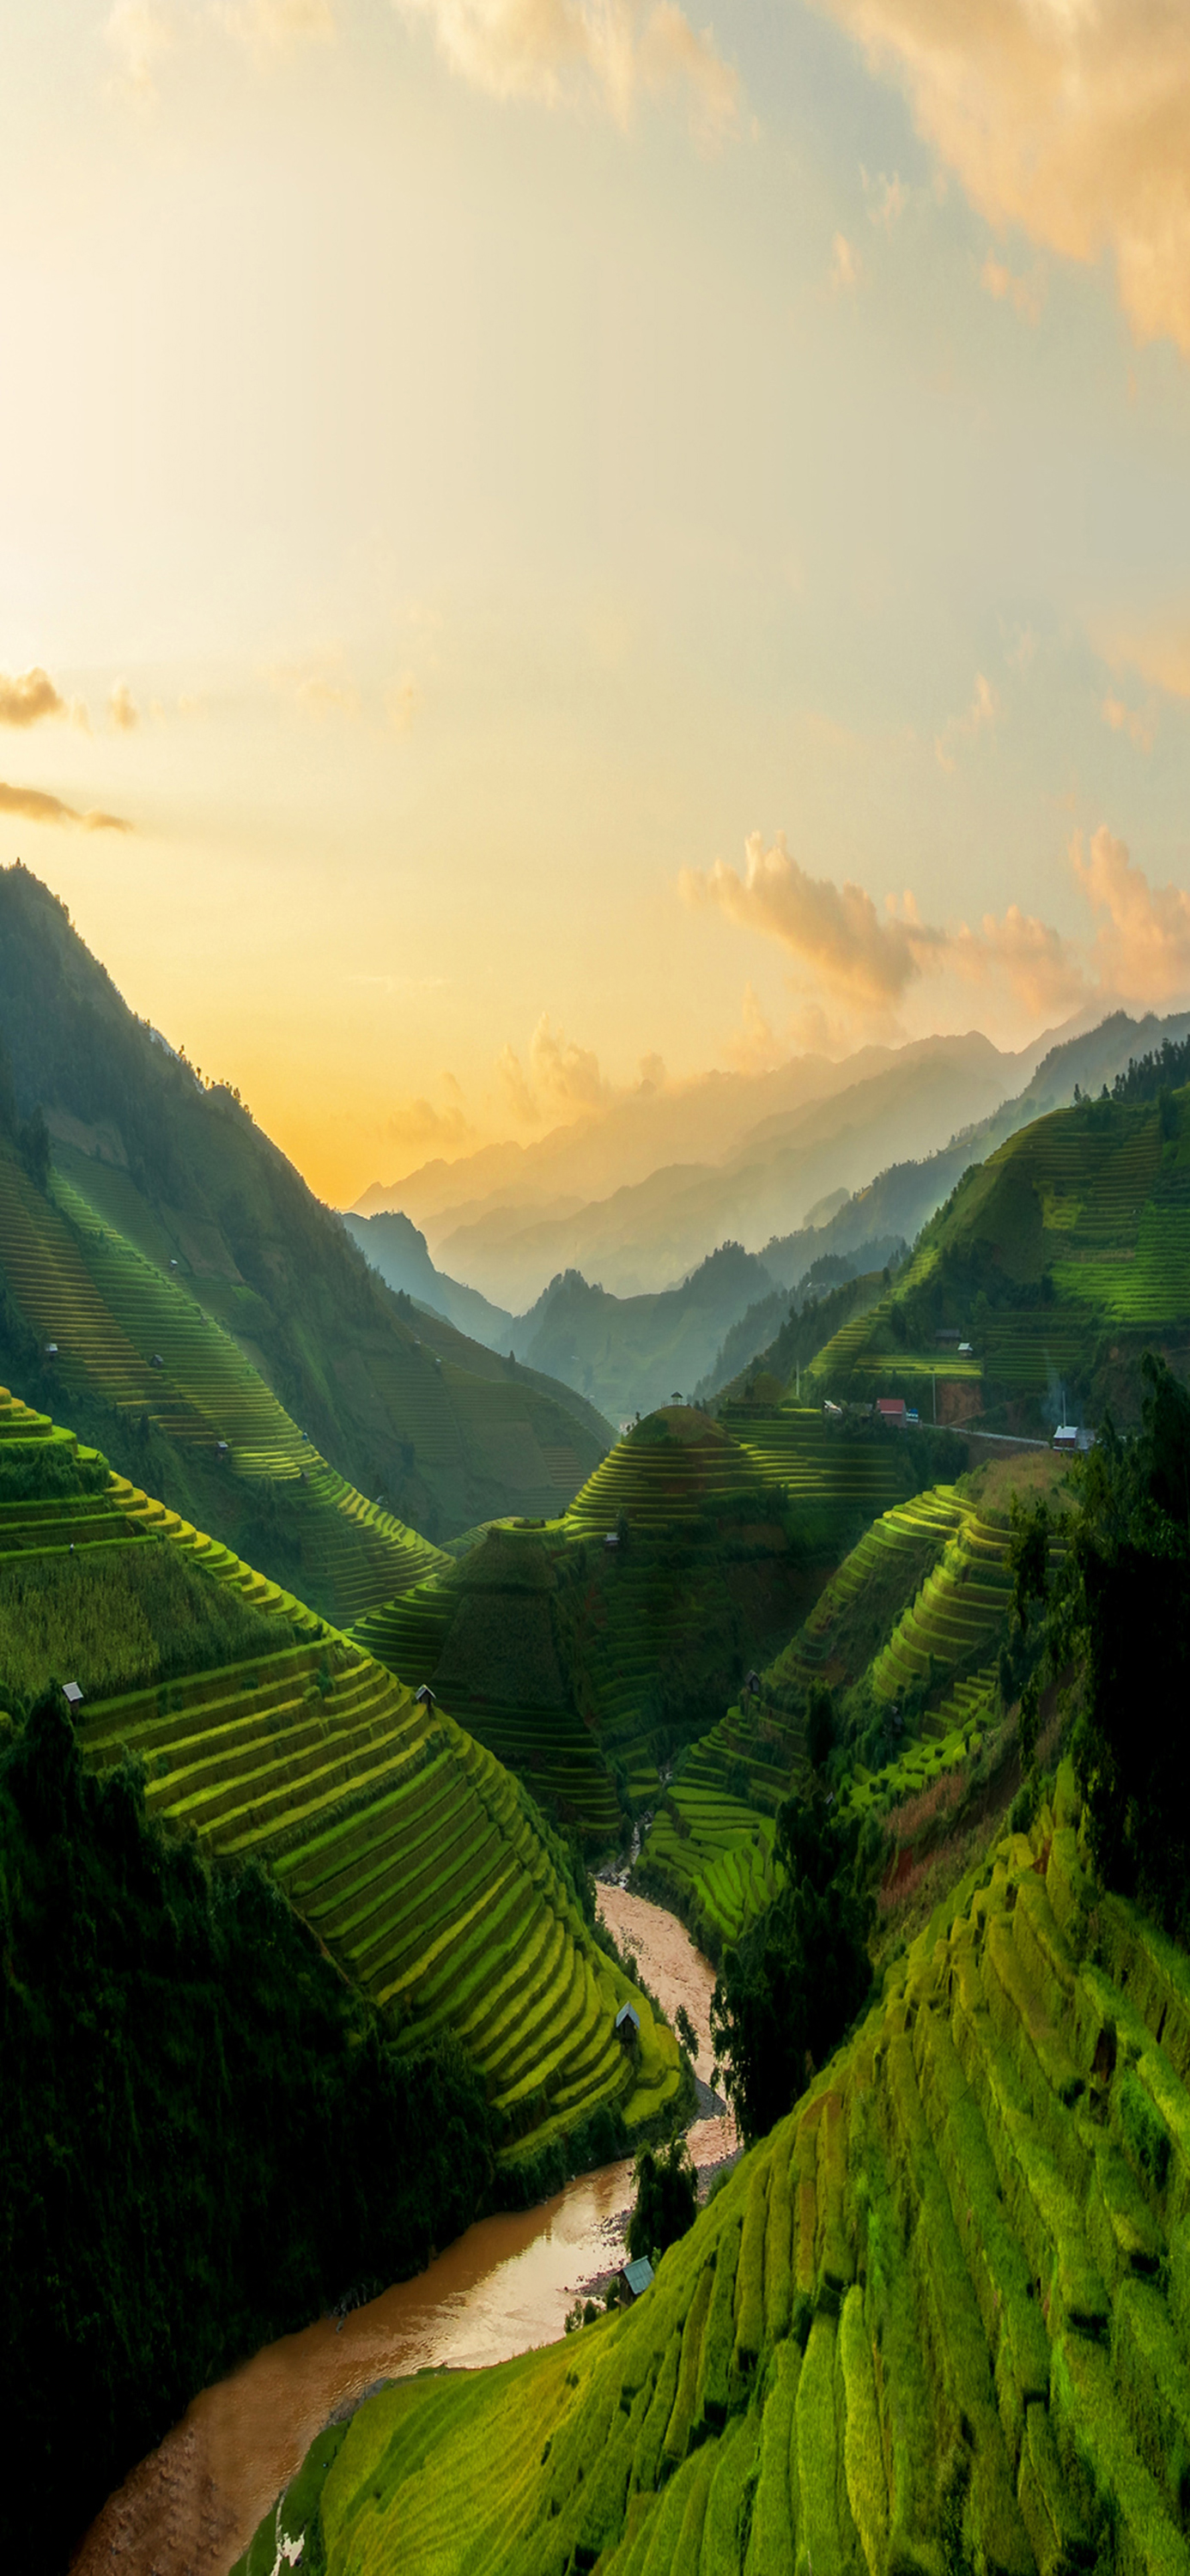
[627, 2135, 696, 2263]
[709, 1798, 872, 2146]
[18, 1103, 50, 1192]
[1011, 1358, 1190, 1937]
[805, 1686, 835, 1772]
[674, 2004, 698, 2063]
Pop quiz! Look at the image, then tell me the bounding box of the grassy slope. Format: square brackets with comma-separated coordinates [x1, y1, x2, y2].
[245, 1759, 1190, 2576]
[0, 1386, 680, 2166]
[808, 1086, 1190, 1422]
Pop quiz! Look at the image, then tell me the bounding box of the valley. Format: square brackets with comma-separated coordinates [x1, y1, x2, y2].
[5, 876, 1190, 2574]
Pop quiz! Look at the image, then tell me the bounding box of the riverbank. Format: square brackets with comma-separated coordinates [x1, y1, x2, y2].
[72, 1893, 736, 2576]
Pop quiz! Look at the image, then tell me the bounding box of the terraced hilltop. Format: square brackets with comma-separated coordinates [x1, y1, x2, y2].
[806, 1082, 1190, 1424]
[0, 1384, 680, 2166]
[243, 1757, 1190, 2576]
[353, 1405, 913, 1841]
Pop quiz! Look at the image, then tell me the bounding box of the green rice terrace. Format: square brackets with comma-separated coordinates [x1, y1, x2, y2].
[633, 1457, 1068, 1956]
[351, 1405, 915, 1844]
[805, 1085, 1190, 1422]
[243, 1758, 1190, 2576]
[0, 1138, 499, 1626]
[0, 1382, 680, 2165]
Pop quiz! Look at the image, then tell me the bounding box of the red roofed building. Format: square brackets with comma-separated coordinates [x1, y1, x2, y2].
[877, 1397, 907, 1424]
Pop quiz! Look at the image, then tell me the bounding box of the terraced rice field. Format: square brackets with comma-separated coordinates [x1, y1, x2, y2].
[867, 1504, 1026, 1708]
[0, 1384, 678, 2157]
[247, 1762, 1190, 2576]
[726, 1406, 907, 1525]
[0, 1151, 448, 1625]
[354, 1540, 620, 1839]
[839, 1670, 997, 1820]
[83, 1652, 671, 2150]
[638, 1782, 779, 1948]
[562, 1409, 764, 1538]
[773, 1485, 968, 1698]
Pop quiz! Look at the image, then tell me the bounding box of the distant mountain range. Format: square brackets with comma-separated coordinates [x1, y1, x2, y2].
[355, 1030, 1043, 1306]
[347, 1212, 910, 1425]
[349, 1008, 1190, 1419]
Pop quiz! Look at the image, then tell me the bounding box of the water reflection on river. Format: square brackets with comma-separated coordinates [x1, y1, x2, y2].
[73, 1891, 734, 2576]
[73, 2156, 639, 2576]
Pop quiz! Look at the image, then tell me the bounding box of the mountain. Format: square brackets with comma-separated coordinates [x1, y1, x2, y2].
[347, 1212, 868, 1430]
[344, 1207, 515, 1348]
[804, 1037, 1190, 1430]
[355, 1036, 1034, 1227]
[511, 1243, 782, 1425]
[0, 866, 610, 1606]
[417, 1035, 1041, 1307]
[695, 1236, 909, 1409]
[703, 1007, 1190, 1412]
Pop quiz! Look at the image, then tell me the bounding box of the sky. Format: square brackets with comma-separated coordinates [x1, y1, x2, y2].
[3, 0, 1190, 1204]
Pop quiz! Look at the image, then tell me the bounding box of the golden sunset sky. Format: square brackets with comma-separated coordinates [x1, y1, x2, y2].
[4, 0, 1190, 1202]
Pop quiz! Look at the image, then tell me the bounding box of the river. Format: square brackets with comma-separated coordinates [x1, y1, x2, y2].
[71, 1888, 735, 2576]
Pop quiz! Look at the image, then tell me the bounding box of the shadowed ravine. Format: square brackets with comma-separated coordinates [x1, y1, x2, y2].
[71, 1894, 732, 2576]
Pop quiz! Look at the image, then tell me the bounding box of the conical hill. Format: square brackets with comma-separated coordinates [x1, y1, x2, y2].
[245, 1764, 1190, 2573]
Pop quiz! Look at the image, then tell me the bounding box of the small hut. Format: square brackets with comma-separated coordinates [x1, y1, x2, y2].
[619, 2257, 654, 2304]
[615, 2003, 641, 2048]
[62, 1682, 84, 1711]
[415, 1683, 438, 1710]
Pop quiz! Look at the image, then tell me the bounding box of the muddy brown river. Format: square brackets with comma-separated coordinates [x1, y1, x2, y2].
[72, 1891, 735, 2576]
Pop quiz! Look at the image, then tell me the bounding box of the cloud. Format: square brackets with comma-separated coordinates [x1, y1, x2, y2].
[814, 0, 1190, 355]
[830, 231, 860, 291]
[682, 828, 1084, 1036]
[862, 167, 908, 231]
[936, 670, 997, 772]
[683, 832, 942, 1013]
[0, 782, 131, 832]
[981, 253, 1045, 325]
[683, 819, 1190, 1043]
[1102, 692, 1157, 752]
[392, 0, 739, 143]
[498, 1013, 612, 1126]
[723, 981, 786, 1073]
[1073, 824, 1190, 1005]
[109, 679, 138, 732]
[382, 1094, 477, 1163]
[0, 669, 67, 729]
[264, 657, 360, 721]
[106, 0, 332, 100]
[1096, 617, 1190, 703]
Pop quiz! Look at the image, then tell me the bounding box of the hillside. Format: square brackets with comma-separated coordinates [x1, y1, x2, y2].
[0, 867, 610, 1606]
[355, 1406, 959, 1843]
[344, 1206, 516, 1349]
[0, 1378, 679, 2168]
[631, 1444, 1039, 1956]
[240, 1755, 1190, 2576]
[806, 1074, 1190, 1428]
